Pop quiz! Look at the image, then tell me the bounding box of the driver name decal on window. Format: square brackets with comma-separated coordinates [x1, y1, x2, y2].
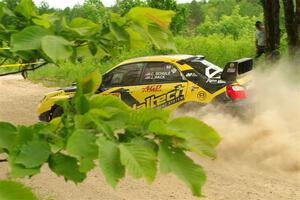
[142, 62, 182, 83]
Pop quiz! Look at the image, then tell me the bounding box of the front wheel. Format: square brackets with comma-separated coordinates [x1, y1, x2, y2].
[52, 106, 64, 119]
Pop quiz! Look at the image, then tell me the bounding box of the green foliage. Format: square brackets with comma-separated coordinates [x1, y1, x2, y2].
[61, 0, 106, 23]
[11, 26, 49, 51]
[197, 6, 258, 39]
[116, 0, 146, 15]
[0, 122, 17, 150]
[188, 0, 204, 30]
[13, 141, 51, 168]
[15, 0, 36, 19]
[146, 0, 188, 34]
[159, 142, 206, 197]
[0, 71, 220, 197]
[116, 0, 188, 34]
[0, 1, 176, 64]
[119, 139, 157, 183]
[97, 137, 125, 188]
[0, 180, 39, 200]
[49, 153, 86, 183]
[41, 35, 72, 62]
[175, 35, 254, 67]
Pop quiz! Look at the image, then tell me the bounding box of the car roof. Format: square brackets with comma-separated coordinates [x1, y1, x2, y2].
[118, 54, 194, 65]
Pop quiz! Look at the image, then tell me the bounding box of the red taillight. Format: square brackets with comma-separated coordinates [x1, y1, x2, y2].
[226, 84, 247, 100]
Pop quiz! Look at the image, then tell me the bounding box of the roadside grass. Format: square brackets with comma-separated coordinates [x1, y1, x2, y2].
[175, 34, 255, 67]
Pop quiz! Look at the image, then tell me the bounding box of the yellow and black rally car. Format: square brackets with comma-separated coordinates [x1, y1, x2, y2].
[38, 55, 253, 122]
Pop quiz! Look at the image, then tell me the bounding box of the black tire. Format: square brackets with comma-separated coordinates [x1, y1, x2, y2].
[52, 106, 64, 119]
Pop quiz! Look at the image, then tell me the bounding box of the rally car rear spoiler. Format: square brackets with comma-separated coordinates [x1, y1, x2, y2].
[221, 58, 253, 82]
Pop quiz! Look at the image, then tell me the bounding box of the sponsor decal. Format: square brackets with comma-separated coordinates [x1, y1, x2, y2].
[142, 85, 162, 92]
[189, 85, 199, 92]
[133, 85, 184, 109]
[185, 72, 198, 78]
[197, 91, 207, 101]
[103, 92, 121, 98]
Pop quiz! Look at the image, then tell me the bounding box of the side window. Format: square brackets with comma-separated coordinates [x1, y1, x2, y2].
[102, 63, 144, 87]
[142, 62, 183, 83]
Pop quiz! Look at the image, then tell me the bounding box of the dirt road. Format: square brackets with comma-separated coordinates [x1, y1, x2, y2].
[0, 75, 299, 200]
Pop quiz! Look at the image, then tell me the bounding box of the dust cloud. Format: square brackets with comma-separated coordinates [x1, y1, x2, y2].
[176, 60, 300, 176]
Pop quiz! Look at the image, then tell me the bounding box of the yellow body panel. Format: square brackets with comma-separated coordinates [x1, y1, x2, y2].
[38, 81, 224, 114]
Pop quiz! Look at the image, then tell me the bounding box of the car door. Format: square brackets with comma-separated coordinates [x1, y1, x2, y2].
[130, 62, 188, 109]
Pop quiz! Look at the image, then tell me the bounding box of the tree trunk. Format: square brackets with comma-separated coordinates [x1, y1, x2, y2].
[282, 0, 300, 56]
[260, 0, 281, 59]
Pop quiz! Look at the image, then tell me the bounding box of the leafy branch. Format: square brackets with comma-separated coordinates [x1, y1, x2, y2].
[0, 71, 221, 197]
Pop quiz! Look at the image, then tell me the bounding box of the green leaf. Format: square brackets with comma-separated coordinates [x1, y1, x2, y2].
[15, 0, 36, 19]
[41, 35, 72, 62]
[158, 142, 206, 197]
[0, 180, 39, 200]
[147, 23, 176, 50]
[82, 71, 102, 94]
[97, 137, 125, 188]
[14, 141, 51, 168]
[32, 13, 59, 29]
[168, 117, 221, 158]
[79, 158, 95, 173]
[9, 161, 40, 178]
[11, 26, 49, 52]
[89, 96, 130, 112]
[62, 17, 100, 36]
[66, 129, 98, 159]
[0, 3, 15, 17]
[109, 22, 129, 42]
[76, 45, 94, 58]
[127, 7, 174, 30]
[15, 126, 34, 147]
[74, 114, 95, 129]
[128, 109, 170, 131]
[126, 27, 146, 49]
[0, 122, 17, 151]
[126, 7, 176, 50]
[87, 109, 129, 131]
[49, 153, 86, 183]
[148, 119, 185, 139]
[74, 95, 90, 114]
[119, 139, 157, 183]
